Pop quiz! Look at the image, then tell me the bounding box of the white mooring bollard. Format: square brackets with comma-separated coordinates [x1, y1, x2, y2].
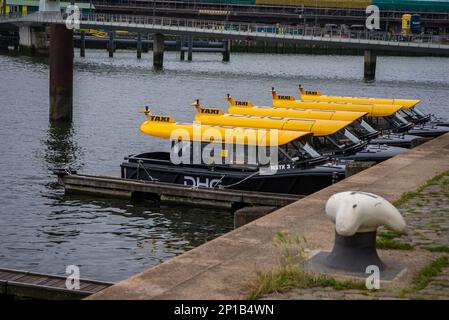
[326, 191, 406, 237]
[309, 191, 406, 275]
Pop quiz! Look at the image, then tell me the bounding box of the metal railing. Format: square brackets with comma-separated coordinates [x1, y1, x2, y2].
[82, 13, 446, 45]
[2, 12, 448, 47]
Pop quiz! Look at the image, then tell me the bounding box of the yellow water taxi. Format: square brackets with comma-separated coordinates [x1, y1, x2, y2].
[294, 85, 449, 137]
[271, 87, 416, 137]
[120, 108, 346, 195]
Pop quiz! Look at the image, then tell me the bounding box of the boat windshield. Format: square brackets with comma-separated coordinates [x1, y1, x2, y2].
[398, 109, 422, 122]
[309, 129, 360, 154]
[385, 112, 410, 128]
[329, 129, 360, 149]
[280, 140, 321, 162]
[411, 106, 426, 117]
[348, 119, 378, 138]
[399, 107, 429, 123]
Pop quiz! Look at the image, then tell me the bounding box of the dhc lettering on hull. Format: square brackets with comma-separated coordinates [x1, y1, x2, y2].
[184, 176, 222, 188]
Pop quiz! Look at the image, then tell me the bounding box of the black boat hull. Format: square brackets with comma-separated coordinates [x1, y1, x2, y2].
[121, 153, 345, 196]
[341, 145, 407, 163]
[430, 121, 449, 128]
[370, 134, 421, 148]
[408, 125, 449, 138]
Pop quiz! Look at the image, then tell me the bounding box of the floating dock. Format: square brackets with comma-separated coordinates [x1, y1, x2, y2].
[0, 268, 113, 300]
[58, 173, 302, 211]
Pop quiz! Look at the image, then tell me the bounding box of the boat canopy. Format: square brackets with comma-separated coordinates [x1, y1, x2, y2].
[272, 89, 403, 117]
[140, 114, 312, 146]
[298, 84, 421, 109]
[226, 96, 367, 122]
[194, 108, 351, 137]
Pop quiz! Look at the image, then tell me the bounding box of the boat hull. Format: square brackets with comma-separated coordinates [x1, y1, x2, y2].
[120, 153, 345, 196]
[340, 145, 408, 163]
[370, 134, 421, 148]
[429, 121, 449, 128]
[408, 125, 449, 138]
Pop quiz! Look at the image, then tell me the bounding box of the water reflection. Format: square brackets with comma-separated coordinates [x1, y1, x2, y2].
[57, 194, 233, 248]
[43, 121, 83, 171]
[36, 194, 233, 281]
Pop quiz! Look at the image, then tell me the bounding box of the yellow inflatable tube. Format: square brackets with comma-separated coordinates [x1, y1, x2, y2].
[226, 95, 367, 122]
[298, 84, 420, 109]
[140, 114, 312, 147]
[272, 89, 403, 117]
[194, 107, 351, 137]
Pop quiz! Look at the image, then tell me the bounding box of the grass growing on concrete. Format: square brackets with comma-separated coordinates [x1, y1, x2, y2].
[414, 256, 449, 290]
[247, 231, 366, 300]
[376, 230, 413, 250]
[394, 191, 420, 207]
[399, 256, 449, 297]
[425, 246, 449, 253]
[393, 170, 449, 207]
[376, 238, 413, 250]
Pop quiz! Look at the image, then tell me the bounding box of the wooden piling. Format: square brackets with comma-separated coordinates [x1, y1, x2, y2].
[153, 33, 164, 70]
[49, 25, 73, 122]
[80, 30, 85, 57]
[187, 36, 193, 61]
[180, 37, 185, 60]
[136, 32, 142, 59]
[222, 39, 230, 62]
[364, 49, 377, 81]
[108, 31, 114, 58]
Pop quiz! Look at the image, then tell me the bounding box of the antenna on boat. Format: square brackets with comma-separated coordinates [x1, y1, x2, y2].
[138, 106, 151, 116]
[191, 99, 201, 109]
[225, 93, 236, 106]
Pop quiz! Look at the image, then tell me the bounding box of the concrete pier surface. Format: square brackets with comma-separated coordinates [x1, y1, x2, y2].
[89, 133, 449, 300]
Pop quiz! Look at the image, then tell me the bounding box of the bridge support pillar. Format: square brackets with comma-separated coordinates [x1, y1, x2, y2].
[49, 24, 73, 122]
[137, 33, 142, 59]
[180, 37, 185, 61]
[80, 30, 85, 57]
[153, 33, 164, 70]
[19, 26, 48, 55]
[364, 49, 377, 81]
[142, 33, 149, 53]
[187, 36, 193, 61]
[108, 31, 115, 58]
[12, 31, 19, 51]
[222, 40, 230, 62]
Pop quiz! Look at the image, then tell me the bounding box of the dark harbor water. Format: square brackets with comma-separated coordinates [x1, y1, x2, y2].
[0, 50, 448, 282]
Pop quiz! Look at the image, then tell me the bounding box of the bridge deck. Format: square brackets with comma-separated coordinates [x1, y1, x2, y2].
[2, 13, 449, 54]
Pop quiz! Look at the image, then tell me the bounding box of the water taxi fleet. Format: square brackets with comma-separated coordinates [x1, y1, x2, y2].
[121, 88, 446, 195]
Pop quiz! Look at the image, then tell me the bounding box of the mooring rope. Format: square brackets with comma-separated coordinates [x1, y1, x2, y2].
[137, 160, 158, 182]
[218, 170, 260, 189]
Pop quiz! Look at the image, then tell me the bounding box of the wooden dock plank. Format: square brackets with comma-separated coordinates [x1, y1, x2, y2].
[60, 174, 301, 209]
[0, 268, 113, 299]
